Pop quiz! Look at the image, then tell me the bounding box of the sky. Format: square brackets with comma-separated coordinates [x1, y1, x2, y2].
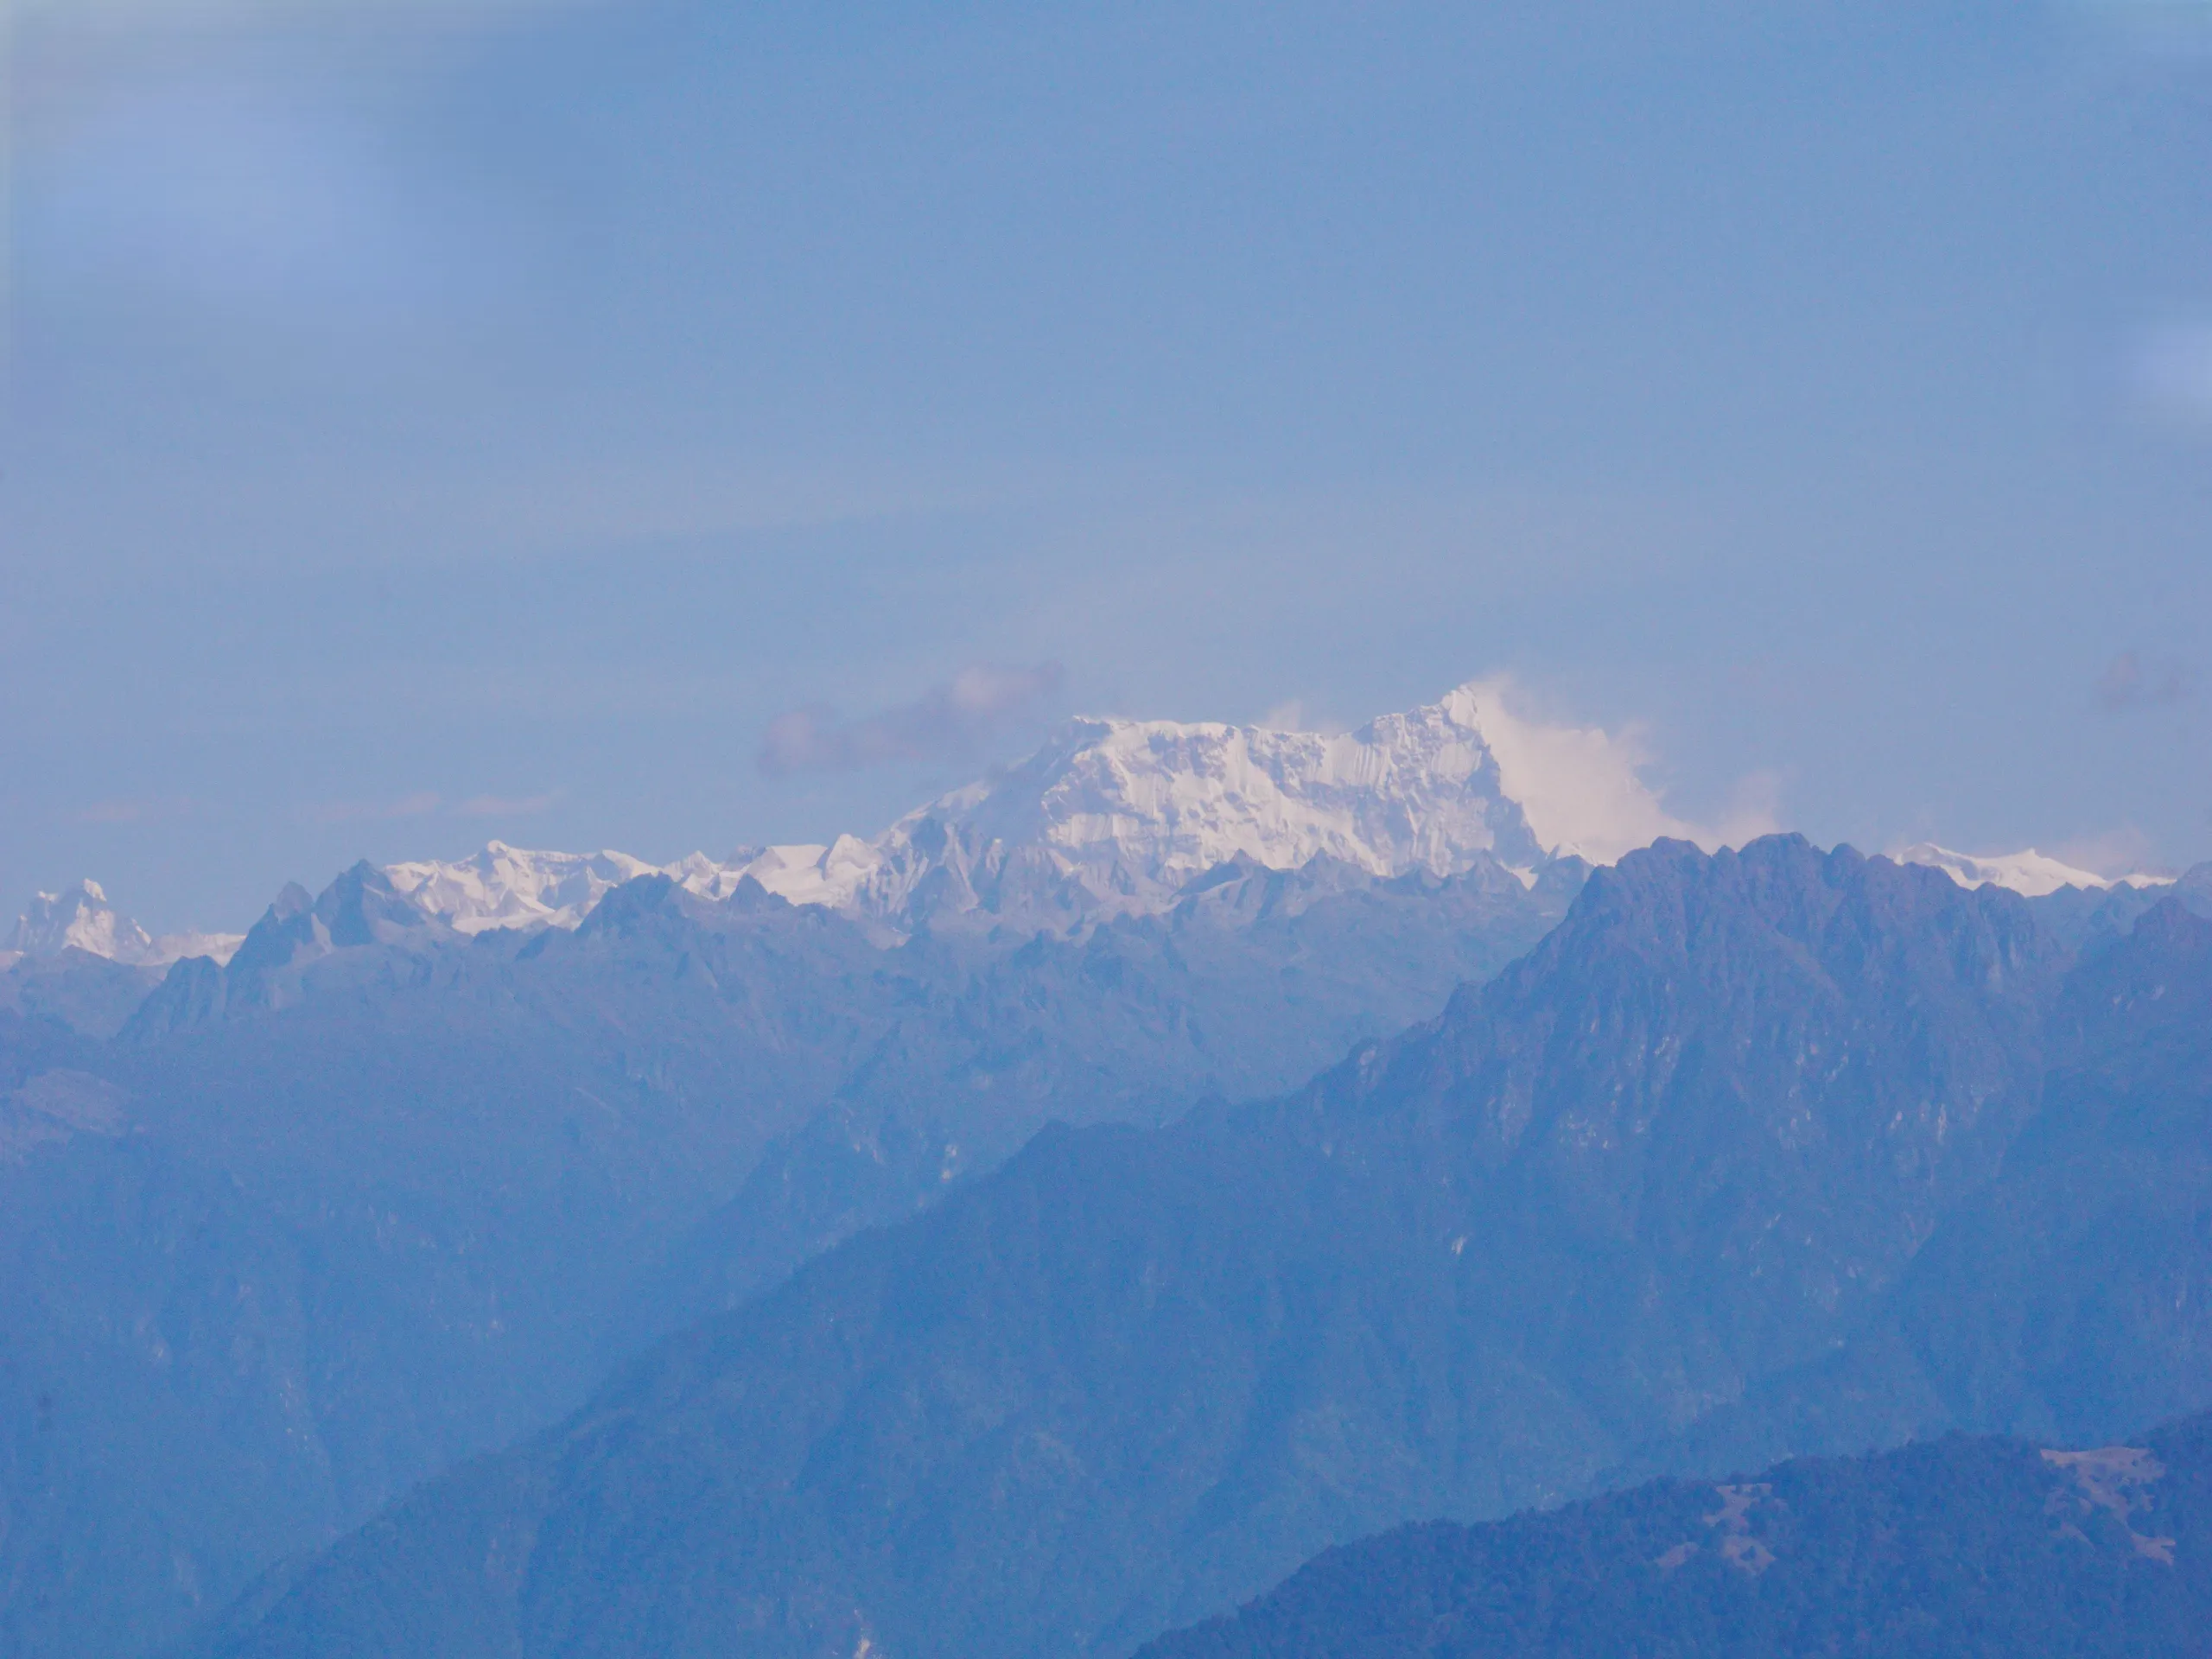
[4, 0, 2209, 932]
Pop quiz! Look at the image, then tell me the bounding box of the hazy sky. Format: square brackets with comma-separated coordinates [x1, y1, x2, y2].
[6, 0, 2209, 931]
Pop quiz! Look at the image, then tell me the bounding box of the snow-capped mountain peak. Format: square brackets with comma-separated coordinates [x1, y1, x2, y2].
[376, 838, 861, 934]
[8, 880, 156, 963]
[39, 686, 2198, 964]
[4, 880, 244, 967]
[835, 690, 1560, 931]
[367, 682, 1732, 942]
[843, 678, 1732, 927]
[1896, 842, 2173, 899]
[386, 842, 728, 934]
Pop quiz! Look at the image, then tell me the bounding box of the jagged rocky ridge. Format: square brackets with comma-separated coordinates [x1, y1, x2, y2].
[182, 836, 2212, 1659]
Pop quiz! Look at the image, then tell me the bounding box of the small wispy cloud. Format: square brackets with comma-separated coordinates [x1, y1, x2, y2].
[301, 791, 442, 825]
[68, 796, 198, 825]
[759, 664, 1066, 777]
[2131, 322, 2212, 430]
[2075, 0, 2212, 56]
[2053, 825, 2169, 880]
[457, 791, 562, 818]
[2094, 650, 2194, 713]
[1255, 699, 1351, 736]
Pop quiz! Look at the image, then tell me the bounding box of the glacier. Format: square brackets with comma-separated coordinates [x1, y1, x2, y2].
[1895, 842, 2174, 899]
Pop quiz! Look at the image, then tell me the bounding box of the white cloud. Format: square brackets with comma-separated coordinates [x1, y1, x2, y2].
[301, 790, 441, 824]
[1459, 677, 1782, 864]
[457, 791, 562, 817]
[759, 664, 1066, 777]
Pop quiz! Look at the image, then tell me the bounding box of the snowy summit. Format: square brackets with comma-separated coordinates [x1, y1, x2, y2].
[373, 680, 1736, 941]
[28, 681, 2172, 962]
[1894, 843, 2172, 899]
[4, 880, 244, 969]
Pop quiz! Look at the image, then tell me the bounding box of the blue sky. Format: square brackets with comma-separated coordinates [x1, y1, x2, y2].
[5, 0, 2209, 931]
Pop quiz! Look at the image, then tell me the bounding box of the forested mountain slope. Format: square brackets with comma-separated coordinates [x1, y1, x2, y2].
[194, 836, 2133, 1659]
[1141, 1411, 2212, 1659]
[1619, 893, 2212, 1482]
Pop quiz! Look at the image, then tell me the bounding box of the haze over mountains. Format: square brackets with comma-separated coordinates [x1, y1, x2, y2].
[3, 683, 2174, 968]
[2, 683, 1592, 1659]
[20, 0, 2211, 1650]
[2, 683, 2205, 1659]
[181, 836, 2212, 1659]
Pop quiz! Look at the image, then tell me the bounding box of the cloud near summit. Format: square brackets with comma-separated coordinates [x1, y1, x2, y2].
[758, 664, 1066, 777]
[1463, 677, 1783, 865]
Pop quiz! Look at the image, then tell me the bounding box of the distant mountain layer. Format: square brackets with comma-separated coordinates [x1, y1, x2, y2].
[187, 837, 2212, 1659]
[3, 880, 242, 969]
[1897, 841, 2173, 899]
[1141, 1411, 2212, 1659]
[12, 683, 2184, 963]
[4, 682, 1618, 959]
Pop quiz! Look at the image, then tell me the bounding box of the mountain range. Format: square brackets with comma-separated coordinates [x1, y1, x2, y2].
[6, 683, 2173, 974]
[2, 683, 2205, 1659]
[0, 686, 1607, 1659]
[346, 683, 1602, 944]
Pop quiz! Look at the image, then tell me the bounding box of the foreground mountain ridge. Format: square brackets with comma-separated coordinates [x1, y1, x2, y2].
[1139, 1409, 2212, 1658]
